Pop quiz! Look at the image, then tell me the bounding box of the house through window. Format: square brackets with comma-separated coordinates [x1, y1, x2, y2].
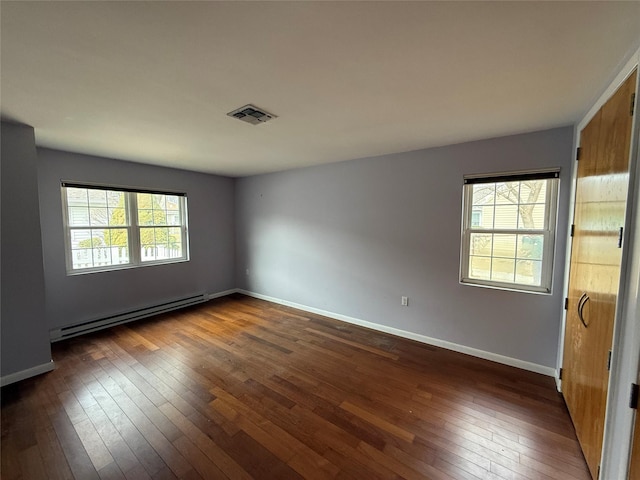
[460, 169, 560, 293]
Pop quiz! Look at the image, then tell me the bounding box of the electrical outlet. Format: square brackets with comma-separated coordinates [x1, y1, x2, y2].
[246, 269, 250, 275]
[401, 296, 409, 306]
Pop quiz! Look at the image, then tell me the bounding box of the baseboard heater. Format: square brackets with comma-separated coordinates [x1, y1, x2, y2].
[50, 293, 207, 342]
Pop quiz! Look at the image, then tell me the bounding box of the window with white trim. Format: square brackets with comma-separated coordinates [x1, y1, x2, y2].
[62, 183, 189, 273]
[460, 170, 559, 293]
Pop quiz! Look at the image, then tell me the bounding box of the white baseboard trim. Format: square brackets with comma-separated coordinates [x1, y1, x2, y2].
[555, 375, 562, 392]
[1, 360, 55, 387]
[208, 289, 239, 301]
[237, 289, 556, 377]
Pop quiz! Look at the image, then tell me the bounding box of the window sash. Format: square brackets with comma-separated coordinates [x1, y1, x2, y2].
[62, 185, 189, 274]
[460, 175, 559, 294]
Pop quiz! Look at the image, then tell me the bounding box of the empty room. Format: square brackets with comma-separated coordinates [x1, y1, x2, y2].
[2, 2, 640, 479]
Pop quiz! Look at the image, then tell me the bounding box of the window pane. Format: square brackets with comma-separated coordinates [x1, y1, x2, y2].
[107, 228, 129, 249]
[166, 195, 180, 211]
[68, 207, 89, 226]
[154, 227, 169, 245]
[472, 205, 494, 229]
[168, 227, 183, 258]
[471, 209, 482, 227]
[167, 211, 181, 226]
[137, 193, 152, 208]
[153, 210, 168, 226]
[472, 184, 495, 205]
[88, 189, 107, 206]
[112, 245, 130, 265]
[491, 258, 515, 282]
[517, 235, 544, 261]
[516, 259, 542, 286]
[494, 205, 518, 229]
[89, 207, 108, 226]
[470, 233, 492, 256]
[138, 209, 154, 226]
[108, 208, 127, 226]
[67, 187, 88, 205]
[141, 245, 156, 261]
[154, 244, 171, 261]
[495, 182, 520, 204]
[105, 228, 130, 265]
[71, 248, 92, 269]
[92, 247, 111, 266]
[153, 194, 166, 209]
[519, 180, 546, 205]
[493, 234, 516, 258]
[140, 227, 155, 247]
[469, 256, 491, 280]
[106, 191, 124, 207]
[168, 227, 182, 244]
[70, 229, 92, 249]
[518, 204, 546, 230]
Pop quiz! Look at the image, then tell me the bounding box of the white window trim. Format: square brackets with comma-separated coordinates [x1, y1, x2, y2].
[459, 170, 560, 294]
[61, 183, 190, 275]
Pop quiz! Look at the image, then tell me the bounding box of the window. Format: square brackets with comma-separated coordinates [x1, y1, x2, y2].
[62, 183, 189, 273]
[460, 170, 559, 293]
[471, 208, 483, 227]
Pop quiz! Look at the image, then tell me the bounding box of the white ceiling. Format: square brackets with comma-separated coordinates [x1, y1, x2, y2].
[2, 1, 639, 177]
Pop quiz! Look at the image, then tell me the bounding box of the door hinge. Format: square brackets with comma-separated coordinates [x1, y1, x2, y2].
[618, 227, 624, 248]
[607, 350, 612, 371]
[631, 92, 636, 117]
[576, 147, 582, 161]
[630, 383, 639, 409]
[597, 465, 601, 478]
[559, 368, 563, 380]
[570, 224, 575, 237]
[564, 297, 568, 310]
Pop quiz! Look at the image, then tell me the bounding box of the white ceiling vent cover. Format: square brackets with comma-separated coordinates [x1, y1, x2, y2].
[227, 104, 277, 125]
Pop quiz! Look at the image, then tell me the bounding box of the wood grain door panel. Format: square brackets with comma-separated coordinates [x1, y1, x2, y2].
[563, 69, 636, 479]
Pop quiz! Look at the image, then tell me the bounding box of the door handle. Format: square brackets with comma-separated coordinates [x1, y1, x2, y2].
[577, 292, 590, 328]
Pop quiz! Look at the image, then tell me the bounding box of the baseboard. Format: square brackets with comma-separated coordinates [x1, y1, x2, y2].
[51, 293, 209, 342]
[237, 289, 556, 377]
[555, 373, 562, 392]
[1, 360, 55, 387]
[208, 289, 239, 300]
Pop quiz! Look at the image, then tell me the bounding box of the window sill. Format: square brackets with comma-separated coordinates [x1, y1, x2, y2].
[66, 257, 189, 276]
[460, 278, 552, 295]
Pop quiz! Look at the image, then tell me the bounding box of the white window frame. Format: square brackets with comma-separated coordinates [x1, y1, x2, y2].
[61, 182, 189, 274]
[460, 169, 560, 294]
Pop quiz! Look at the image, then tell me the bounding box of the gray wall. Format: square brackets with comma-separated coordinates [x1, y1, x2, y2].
[37, 148, 235, 330]
[1, 122, 52, 376]
[235, 127, 574, 368]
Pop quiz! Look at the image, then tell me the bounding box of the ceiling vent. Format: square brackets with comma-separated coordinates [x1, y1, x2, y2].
[227, 104, 277, 125]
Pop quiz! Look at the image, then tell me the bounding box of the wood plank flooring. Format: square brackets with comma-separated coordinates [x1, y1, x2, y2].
[1, 294, 590, 479]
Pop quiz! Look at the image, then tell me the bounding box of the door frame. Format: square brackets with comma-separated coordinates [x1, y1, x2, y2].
[556, 47, 640, 479]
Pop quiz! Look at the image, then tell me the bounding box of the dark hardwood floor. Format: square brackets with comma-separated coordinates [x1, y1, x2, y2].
[1, 294, 590, 479]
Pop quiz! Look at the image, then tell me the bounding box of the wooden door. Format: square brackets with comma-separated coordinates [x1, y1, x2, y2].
[562, 69, 637, 479]
[629, 374, 640, 479]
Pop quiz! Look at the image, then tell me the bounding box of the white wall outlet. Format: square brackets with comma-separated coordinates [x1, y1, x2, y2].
[246, 269, 250, 275]
[401, 296, 409, 306]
